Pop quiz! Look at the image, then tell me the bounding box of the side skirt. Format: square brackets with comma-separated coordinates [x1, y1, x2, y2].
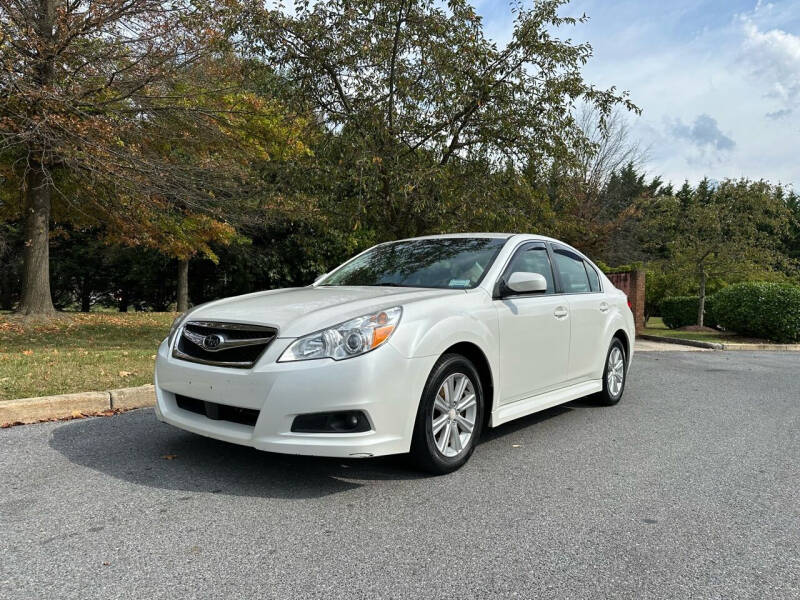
[489, 380, 602, 427]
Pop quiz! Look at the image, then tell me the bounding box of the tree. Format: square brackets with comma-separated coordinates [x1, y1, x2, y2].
[102, 68, 312, 310]
[248, 0, 637, 239]
[105, 206, 244, 311]
[642, 179, 793, 326]
[0, 0, 309, 315]
[525, 105, 659, 259]
[783, 189, 800, 267]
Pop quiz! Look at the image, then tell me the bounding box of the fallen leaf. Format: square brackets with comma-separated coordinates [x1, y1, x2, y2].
[119, 371, 132, 377]
[162, 454, 177, 460]
[22, 350, 33, 356]
[512, 444, 522, 448]
[102, 562, 110, 566]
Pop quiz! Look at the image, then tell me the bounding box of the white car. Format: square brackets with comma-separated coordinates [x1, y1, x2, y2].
[155, 234, 634, 473]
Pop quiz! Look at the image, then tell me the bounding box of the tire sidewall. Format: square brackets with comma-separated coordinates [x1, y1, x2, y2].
[414, 354, 484, 473]
[602, 339, 627, 404]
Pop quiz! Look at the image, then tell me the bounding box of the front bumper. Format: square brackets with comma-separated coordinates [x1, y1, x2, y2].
[154, 337, 435, 458]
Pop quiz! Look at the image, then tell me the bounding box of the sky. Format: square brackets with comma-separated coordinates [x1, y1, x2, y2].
[474, 0, 800, 188]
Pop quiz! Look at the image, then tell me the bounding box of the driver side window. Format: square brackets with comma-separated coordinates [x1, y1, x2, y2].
[506, 245, 555, 294]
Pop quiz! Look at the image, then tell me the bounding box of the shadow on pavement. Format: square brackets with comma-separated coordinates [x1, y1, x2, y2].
[48, 409, 426, 500]
[49, 400, 582, 500]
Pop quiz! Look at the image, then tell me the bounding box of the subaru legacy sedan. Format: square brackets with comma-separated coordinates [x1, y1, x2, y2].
[155, 234, 634, 473]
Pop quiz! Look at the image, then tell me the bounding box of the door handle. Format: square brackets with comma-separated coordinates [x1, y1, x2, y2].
[599, 302, 609, 313]
[553, 306, 568, 319]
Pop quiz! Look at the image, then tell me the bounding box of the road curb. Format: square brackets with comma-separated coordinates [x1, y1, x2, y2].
[110, 385, 156, 410]
[639, 334, 800, 352]
[637, 334, 723, 350]
[719, 342, 800, 351]
[0, 384, 155, 427]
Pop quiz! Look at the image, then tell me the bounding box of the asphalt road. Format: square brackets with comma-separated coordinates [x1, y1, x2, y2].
[2, 351, 799, 599]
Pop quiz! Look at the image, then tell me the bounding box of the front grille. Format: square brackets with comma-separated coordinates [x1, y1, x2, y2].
[175, 395, 260, 427]
[173, 321, 277, 368]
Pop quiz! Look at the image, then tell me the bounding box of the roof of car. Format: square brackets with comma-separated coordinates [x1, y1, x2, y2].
[397, 232, 558, 243]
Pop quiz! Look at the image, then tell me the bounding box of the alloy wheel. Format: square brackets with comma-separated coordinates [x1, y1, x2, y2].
[607, 346, 625, 397]
[432, 372, 477, 457]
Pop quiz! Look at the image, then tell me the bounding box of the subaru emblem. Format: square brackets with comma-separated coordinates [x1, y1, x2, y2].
[202, 334, 223, 351]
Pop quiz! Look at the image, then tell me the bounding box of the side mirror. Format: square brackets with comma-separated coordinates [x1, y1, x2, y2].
[506, 271, 547, 294]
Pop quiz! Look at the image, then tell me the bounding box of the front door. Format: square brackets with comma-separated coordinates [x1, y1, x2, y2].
[495, 242, 571, 404]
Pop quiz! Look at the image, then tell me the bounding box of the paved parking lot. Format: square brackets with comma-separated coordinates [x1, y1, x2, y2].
[2, 351, 799, 599]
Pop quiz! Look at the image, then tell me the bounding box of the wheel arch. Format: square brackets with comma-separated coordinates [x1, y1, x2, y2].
[612, 328, 631, 362]
[441, 341, 495, 430]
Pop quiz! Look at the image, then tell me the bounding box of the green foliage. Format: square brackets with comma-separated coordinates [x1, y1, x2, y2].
[644, 268, 694, 322]
[660, 296, 718, 329]
[785, 190, 800, 267]
[251, 0, 637, 240]
[594, 260, 644, 274]
[641, 179, 794, 325]
[660, 296, 695, 329]
[2, 0, 797, 318]
[713, 282, 800, 343]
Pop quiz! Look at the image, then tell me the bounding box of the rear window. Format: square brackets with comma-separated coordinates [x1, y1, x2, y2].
[585, 263, 601, 292]
[552, 248, 591, 294]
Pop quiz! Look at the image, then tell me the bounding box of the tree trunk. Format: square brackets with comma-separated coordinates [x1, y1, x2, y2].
[697, 270, 707, 327]
[177, 258, 189, 312]
[18, 0, 57, 315]
[80, 279, 92, 312]
[0, 265, 12, 310]
[118, 290, 129, 312]
[18, 168, 56, 315]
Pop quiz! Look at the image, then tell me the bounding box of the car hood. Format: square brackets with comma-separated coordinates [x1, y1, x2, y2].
[186, 286, 465, 338]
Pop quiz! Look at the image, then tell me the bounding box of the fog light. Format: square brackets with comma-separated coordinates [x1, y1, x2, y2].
[291, 410, 371, 433]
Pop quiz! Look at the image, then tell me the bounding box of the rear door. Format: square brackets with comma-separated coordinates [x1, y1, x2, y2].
[494, 242, 571, 404]
[550, 244, 608, 384]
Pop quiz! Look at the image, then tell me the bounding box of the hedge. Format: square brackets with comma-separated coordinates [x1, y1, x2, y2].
[712, 282, 800, 343]
[660, 295, 717, 329]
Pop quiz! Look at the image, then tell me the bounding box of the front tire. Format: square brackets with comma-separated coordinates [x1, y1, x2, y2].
[410, 354, 484, 474]
[596, 338, 627, 406]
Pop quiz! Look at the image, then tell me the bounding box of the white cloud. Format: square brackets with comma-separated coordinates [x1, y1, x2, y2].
[740, 16, 800, 116]
[475, 0, 799, 187]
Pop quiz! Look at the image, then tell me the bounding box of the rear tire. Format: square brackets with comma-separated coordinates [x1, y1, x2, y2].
[410, 353, 484, 474]
[596, 338, 627, 406]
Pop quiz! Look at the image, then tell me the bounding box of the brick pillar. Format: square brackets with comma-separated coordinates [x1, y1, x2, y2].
[607, 269, 646, 333]
[630, 269, 645, 333]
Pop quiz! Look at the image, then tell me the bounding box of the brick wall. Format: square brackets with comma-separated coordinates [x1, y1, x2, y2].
[607, 270, 645, 333]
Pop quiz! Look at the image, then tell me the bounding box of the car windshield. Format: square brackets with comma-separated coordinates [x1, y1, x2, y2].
[319, 237, 508, 289]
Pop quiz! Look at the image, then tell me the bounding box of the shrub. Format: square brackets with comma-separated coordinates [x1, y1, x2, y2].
[713, 282, 800, 343]
[704, 295, 718, 329]
[660, 296, 697, 328]
[660, 296, 718, 329]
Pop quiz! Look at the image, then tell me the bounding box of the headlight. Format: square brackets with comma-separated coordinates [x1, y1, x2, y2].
[279, 307, 402, 362]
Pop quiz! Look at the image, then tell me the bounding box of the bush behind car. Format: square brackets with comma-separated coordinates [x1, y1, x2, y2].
[660, 295, 718, 329]
[712, 282, 800, 343]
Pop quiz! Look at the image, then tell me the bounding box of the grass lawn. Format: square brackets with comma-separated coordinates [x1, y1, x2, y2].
[641, 316, 767, 344]
[0, 312, 175, 401]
